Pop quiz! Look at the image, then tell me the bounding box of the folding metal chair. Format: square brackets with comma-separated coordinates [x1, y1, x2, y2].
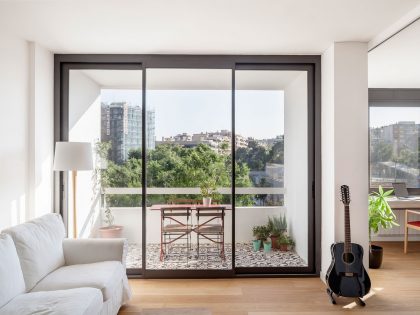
[160, 206, 193, 261]
[194, 206, 226, 260]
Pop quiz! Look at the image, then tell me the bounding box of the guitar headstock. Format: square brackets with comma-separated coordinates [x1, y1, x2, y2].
[340, 185, 350, 205]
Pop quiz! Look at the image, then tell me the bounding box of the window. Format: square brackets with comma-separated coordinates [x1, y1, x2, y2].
[369, 89, 420, 190]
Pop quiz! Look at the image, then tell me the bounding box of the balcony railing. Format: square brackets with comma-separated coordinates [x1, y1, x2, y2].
[103, 187, 285, 208]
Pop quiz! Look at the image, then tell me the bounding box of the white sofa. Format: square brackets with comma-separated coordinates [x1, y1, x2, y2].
[0, 213, 131, 315]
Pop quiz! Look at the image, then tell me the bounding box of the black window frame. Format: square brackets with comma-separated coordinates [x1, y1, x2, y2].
[369, 88, 420, 195]
[54, 54, 321, 278]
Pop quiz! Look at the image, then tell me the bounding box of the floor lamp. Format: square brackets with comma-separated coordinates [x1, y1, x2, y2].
[53, 142, 93, 238]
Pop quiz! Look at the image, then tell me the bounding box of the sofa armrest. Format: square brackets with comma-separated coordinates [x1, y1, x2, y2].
[63, 238, 128, 267]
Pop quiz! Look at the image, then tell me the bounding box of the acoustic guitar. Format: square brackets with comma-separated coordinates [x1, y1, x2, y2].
[325, 185, 371, 306]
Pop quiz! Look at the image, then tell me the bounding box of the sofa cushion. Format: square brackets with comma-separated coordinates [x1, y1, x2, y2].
[31, 261, 125, 302]
[2, 213, 66, 291]
[0, 234, 26, 308]
[0, 288, 102, 315]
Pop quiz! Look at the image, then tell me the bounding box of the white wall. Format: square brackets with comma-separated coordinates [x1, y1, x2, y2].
[30, 43, 54, 219]
[284, 72, 308, 263]
[0, 30, 30, 230]
[0, 30, 53, 231]
[68, 70, 101, 238]
[321, 42, 369, 280]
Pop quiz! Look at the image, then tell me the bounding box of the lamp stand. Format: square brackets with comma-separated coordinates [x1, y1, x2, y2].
[72, 170, 78, 238]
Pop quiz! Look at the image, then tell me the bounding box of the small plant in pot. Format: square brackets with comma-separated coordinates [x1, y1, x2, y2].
[200, 180, 218, 206]
[263, 240, 272, 253]
[252, 225, 270, 251]
[368, 185, 399, 268]
[278, 234, 294, 252]
[98, 199, 124, 238]
[267, 214, 287, 250]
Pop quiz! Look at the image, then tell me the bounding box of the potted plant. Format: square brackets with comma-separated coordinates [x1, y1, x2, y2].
[368, 185, 399, 268]
[263, 240, 272, 253]
[278, 234, 294, 252]
[200, 180, 218, 206]
[252, 239, 261, 252]
[98, 201, 123, 238]
[252, 225, 270, 251]
[267, 214, 287, 249]
[95, 141, 124, 238]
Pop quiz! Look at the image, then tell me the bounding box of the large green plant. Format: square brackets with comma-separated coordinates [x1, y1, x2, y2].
[267, 214, 287, 237]
[368, 185, 399, 242]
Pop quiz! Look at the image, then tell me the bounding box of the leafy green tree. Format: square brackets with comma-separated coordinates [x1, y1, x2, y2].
[102, 143, 254, 206]
[370, 141, 392, 164]
[236, 140, 268, 171]
[268, 139, 284, 164]
[395, 148, 417, 168]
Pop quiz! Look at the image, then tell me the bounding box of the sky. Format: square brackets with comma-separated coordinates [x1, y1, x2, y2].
[101, 89, 285, 139]
[101, 90, 420, 138]
[369, 107, 420, 128]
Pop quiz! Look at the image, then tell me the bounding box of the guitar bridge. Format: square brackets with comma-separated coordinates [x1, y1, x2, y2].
[339, 272, 358, 277]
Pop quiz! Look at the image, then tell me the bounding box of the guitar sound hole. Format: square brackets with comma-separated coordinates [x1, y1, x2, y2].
[342, 252, 355, 264]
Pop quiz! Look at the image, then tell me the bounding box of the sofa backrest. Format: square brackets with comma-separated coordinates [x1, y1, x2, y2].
[0, 234, 26, 308]
[2, 213, 66, 291]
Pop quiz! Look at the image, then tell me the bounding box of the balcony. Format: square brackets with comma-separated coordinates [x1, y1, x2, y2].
[96, 187, 308, 270]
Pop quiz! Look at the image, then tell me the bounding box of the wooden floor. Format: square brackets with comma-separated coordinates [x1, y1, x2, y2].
[119, 242, 420, 315]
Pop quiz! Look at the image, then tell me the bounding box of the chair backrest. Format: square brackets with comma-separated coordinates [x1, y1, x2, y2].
[196, 206, 226, 218]
[161, 206, 192, 218]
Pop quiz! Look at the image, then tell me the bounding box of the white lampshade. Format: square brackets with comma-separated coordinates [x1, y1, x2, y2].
[53, 142, 93, 171]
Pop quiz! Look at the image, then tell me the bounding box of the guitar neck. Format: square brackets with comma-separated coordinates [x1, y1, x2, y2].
[344, 204, 351, 251]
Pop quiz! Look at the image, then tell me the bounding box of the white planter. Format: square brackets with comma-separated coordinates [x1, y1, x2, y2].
[202, 197, 212, 206]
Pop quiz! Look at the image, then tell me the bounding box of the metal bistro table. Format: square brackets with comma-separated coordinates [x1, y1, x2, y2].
[150, 204, 232, 261]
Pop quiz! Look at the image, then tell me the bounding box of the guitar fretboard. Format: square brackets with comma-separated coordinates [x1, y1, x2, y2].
[344, 205, 351, 253]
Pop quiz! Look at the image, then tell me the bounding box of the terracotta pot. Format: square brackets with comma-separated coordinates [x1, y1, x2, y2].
[279, 243, 288, 252]
[98, 225, 123, 238]
[270, 236, 280, 249]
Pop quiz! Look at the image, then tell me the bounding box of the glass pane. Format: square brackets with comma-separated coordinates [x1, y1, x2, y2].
[146, 68, 232, 270]
[235, 70, 308, 268]
[68, 69, 142, 269]
[370, 107, 420, 188]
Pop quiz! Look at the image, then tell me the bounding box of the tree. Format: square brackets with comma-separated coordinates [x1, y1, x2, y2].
[370, 141, 392, 164]
[268, 139, 284, 164]
[236, 140, 268, 171]
[102, 143, 254, 206]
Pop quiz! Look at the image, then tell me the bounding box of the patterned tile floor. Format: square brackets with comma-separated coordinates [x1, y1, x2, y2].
[126, 243, 307, 269]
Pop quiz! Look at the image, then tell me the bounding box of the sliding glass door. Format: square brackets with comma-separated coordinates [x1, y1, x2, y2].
[58, 56, 319, 277]
[67, 66, 143, 273]
[145, 68, 233, 272]
[234, 69, 310, 273]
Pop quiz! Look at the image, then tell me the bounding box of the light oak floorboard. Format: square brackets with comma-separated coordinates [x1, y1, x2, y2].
[119, 242, 420, 315]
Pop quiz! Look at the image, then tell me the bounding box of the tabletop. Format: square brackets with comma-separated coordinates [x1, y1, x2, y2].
[386, 196, 420, 210]
[150, 204, 232, 211]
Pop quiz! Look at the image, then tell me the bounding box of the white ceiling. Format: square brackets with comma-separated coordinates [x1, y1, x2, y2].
[78, 68, 303, 90]
[0, 0, 419, 54]
[368, 18, 420, 88]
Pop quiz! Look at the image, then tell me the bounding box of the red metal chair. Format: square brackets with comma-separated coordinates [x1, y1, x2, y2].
[404, 210, 420, 253]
